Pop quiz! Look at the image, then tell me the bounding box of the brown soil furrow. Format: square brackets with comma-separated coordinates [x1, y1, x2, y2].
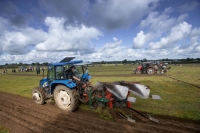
[0, 99, 142, 133]
[1, 91, 200, 133]
[0, 110, 35, 133]
[123, 108, 200, 133]
[0, 92, 146, 133]
[0, 104, 47, 133]
[0, 92, 144, 132]
[0, 97, 80, 133]
[0, 112, 34, 133]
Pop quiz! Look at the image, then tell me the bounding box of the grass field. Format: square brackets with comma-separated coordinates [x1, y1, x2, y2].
[0, 63, 200, 123]
[0, 125, 10, 133]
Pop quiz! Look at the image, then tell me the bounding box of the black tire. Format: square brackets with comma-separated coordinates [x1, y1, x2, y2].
[147, 68, 155, 74]
[54, 85, 79, 111]
[32, 86, 46, 105]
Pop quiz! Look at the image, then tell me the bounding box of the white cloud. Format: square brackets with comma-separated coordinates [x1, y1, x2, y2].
[179, 1, 200, 12]
[133, 31, 155, 49]
[133, 31, 146, 48]
[40, 0, 159, 30]
[139, 9, 188, 32]
[148, 22, 192, 49]
[0, 17, 48, 55]
[133, 6, 190, 49]
[0, 1, 200, 65]
[35, 17, 103, 53]
[87, 0, 159, 30]
[191, 27, 200, 36]
[0, 50, 79, 65]
[101, 37, 122, 50]
[113, 37, 118, 42]
[177, 13, 188, 23]
[194, 45, 200, 52]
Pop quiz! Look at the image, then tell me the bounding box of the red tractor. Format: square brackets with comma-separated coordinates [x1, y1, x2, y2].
[135, 62, 158, 74]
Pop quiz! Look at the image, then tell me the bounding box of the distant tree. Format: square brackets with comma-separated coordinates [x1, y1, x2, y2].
[143, 58, 147, 62]
[41, 62, 48, 66]
[186, 57, 190, 61]
[35, 62, 40, 66]
[101, 61, 105, 64]
[32, 63, 36, 66]
[18, 62, 23, 66]
[122, 59, 127, 64]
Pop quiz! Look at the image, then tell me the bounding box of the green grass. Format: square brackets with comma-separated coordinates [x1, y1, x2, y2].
[0, 63, 200, 121]
[0, 74, 41, 97]
[0, 125, 10, 133]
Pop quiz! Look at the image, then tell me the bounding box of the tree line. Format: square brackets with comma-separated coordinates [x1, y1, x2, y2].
[1, 57, 200, 69]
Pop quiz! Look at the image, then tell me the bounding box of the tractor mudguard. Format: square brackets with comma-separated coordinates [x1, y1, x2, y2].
[52, 79, 76, 88]
[50, 80, 77, 94]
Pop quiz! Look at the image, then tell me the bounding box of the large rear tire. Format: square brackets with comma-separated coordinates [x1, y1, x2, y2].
[54, 85, 79, 111]
[32, 87, 46, 105]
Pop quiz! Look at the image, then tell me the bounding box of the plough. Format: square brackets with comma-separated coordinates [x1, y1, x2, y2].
[80, 81, 149, 109]
[78, 81, 159, 123]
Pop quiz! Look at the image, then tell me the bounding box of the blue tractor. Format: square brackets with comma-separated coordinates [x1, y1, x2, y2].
[32, 57, 92, 111]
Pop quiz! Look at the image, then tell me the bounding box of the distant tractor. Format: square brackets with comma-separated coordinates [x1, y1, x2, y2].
[135, 62, 169, 74]
[135, 62, 156, 74]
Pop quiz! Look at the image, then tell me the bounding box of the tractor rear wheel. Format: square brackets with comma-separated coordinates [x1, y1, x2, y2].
[147, 68, 155, 74]
[32, 86, 46, 105]
[54, 85, 79, 111]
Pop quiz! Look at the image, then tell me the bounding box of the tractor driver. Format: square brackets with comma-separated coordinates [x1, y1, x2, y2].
[65, 65, 81, 81]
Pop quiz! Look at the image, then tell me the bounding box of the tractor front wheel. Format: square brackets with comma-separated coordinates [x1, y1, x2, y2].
[54, 85, 79, 111]
[147, 68, 155, 74]
[32, 86, 46, 105]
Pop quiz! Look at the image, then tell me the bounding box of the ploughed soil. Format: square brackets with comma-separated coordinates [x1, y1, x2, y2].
[0, 91, 200, 133]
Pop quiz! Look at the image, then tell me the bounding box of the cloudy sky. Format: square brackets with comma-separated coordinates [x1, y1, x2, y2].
[0, 0, 200, 65]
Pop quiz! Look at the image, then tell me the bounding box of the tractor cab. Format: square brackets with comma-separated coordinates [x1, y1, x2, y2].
[39, 60, 91, 95]
[32, 57, 93, 111]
